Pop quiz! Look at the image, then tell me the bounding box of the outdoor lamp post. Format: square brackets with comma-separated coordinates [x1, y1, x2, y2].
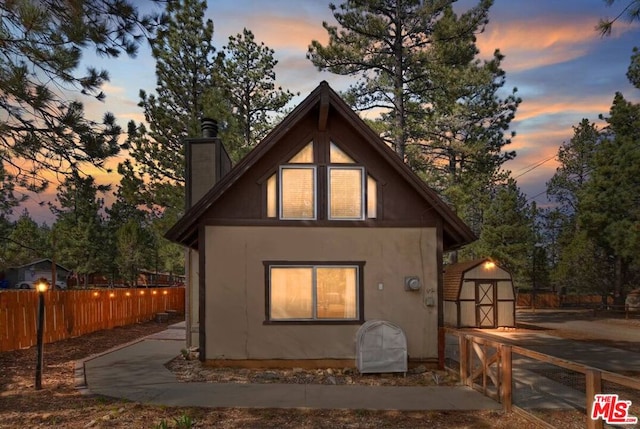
[35, 280, 47, 390]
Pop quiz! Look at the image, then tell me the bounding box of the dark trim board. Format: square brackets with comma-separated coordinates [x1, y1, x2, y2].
[198, 224, 207, 361]
[202, 218, 440, 228]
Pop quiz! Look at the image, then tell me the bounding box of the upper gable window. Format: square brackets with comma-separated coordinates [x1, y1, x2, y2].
[280, 166, 316, 219]
[328, 167, 364, 220]
[288, 142, 314, 163]
[266, 140, 377, 220]
[330, 141, 355, 163]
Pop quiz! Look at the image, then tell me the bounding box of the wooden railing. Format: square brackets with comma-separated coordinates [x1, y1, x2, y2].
[444, 328, 640, 429]
[0, 288, 185, 352]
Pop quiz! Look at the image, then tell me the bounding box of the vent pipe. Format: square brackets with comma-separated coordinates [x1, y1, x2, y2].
[201, 118, 218, 138]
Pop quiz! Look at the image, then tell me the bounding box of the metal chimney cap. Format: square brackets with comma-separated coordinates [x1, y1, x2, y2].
[201, 117, 218, 138]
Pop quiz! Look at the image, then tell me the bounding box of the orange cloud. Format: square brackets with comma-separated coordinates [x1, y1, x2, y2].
[477, 17, 636, 71]
[221, 13, 329, 52]
[514, 96, 612, 123]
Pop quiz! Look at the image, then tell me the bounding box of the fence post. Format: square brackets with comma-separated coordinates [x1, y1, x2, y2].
[586, 369, 603, 429]
[459, 334, 469, 385]
[500, 345, 512, 412]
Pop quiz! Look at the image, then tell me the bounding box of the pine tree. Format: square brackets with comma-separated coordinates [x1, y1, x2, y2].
[124, 0, 220, 211]
[0, 0, 160, 203]
[116, 219, 153, 287]
[308, 0, 520, 237]
[547, 119, 601, 216]
[598, 1, 640, 88]
[308, 0, 518, 165]
[52, 173, 109, 287]
[104, 167, 149, 284]
[579, 93, 640, 302]
[3, 210, 50, 268]
[544, 119, 608, 294]
[474, 179, 534, 287]
[218, 28, 297, 160]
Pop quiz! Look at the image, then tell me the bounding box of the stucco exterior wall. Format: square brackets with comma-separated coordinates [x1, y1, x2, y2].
[203, 226, 439, 362]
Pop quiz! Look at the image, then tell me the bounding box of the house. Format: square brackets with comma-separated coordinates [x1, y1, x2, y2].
[5, 258, 70, 288]
[166, 82, 476, 368]
[443, 259, 515, 328]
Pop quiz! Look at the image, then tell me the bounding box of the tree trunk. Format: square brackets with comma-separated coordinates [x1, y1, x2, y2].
[393, 4, 405, 161]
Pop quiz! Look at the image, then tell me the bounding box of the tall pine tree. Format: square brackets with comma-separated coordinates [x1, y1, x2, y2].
[124, 0, 220, 211]
[308, 0, 520, 237]
[218, 28, 297, 160]
[545, 119, 609, 294]
[51, 173, 109, 288]
[579, 93, 640, 302]
[0, 0, 160, 204]
[474, 179, 535, 287]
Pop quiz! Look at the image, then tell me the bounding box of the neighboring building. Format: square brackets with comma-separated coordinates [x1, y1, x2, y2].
[6, 258, 70, 288]
[166, 82, 476, 368]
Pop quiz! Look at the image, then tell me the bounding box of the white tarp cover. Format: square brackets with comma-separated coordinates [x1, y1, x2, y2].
[356, 320, 408, 374]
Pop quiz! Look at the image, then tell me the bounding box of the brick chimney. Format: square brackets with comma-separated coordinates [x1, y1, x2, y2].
[185, 118, 231, 209]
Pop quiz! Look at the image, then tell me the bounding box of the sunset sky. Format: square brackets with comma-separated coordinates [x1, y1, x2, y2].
[22, 0, 640, 223]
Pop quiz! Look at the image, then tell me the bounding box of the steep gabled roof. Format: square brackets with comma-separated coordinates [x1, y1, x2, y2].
[166, 81, 476, 248]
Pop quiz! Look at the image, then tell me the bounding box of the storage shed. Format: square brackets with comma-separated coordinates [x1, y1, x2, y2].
[443, 259, 515, 328]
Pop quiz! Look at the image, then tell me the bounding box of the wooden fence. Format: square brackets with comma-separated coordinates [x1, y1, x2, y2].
[0, 288, 185, 352]
[517, 292, 612, 308]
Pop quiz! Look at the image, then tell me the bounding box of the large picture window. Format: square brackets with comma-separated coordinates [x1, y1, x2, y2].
[267, 263, 363, 322]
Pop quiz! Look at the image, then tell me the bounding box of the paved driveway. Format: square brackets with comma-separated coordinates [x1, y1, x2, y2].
[517, 309, 639, 343]
[471, 310, 640, 373]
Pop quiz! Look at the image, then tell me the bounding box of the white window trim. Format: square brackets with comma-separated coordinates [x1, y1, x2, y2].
[279, 165, 317, 220]
[327, 166, 365, 221]
[268, 264, 360, 321]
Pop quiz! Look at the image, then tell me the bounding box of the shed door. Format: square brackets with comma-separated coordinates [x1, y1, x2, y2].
[476, 282, 496, 328]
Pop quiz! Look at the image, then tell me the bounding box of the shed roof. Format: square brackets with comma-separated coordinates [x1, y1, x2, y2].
[443, 258, 492, 301]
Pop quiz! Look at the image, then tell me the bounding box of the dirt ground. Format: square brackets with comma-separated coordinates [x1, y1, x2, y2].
[0, 318, 535, 429]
